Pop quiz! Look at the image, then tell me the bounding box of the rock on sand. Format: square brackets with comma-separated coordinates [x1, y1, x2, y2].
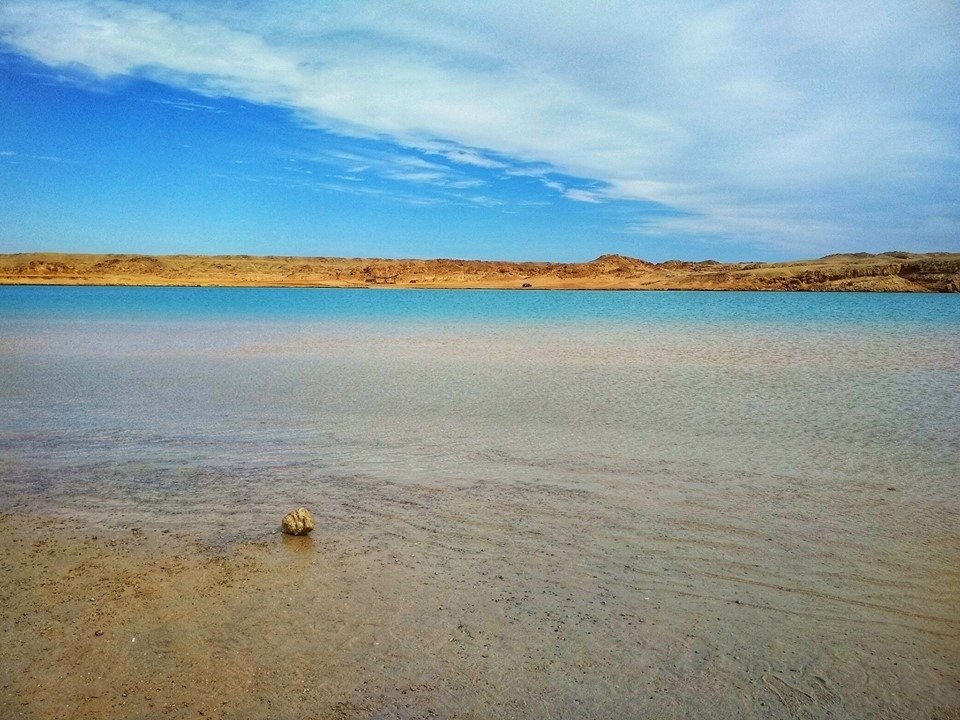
[281, 507, 314, 536]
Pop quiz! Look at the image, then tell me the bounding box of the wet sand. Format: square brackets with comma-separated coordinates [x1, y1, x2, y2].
[2, 475, 957, 720]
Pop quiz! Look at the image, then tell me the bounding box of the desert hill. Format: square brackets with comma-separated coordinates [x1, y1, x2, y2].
[1, 251, 958, 292]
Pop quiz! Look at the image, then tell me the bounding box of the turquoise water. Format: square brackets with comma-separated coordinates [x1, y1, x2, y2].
[1, 286, 958, 717]
[2, 285, 957, 327]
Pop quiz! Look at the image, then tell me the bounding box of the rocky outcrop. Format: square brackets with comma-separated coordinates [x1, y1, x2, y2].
[90, 255, 169, 276]
[12, 260, 76, 275]
[281, 507, 314, 536]
[898, 259, 960, 292]
[587, 254, 655, 273]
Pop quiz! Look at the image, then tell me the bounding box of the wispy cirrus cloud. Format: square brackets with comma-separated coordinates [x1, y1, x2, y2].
[0, 149, 76, 164]
[0, 0, 957, 253]
[148, 98, 226, 113]
[563, 189, 603, 204]
[308, 144, 494, 198]
[425, 146, 507, 170]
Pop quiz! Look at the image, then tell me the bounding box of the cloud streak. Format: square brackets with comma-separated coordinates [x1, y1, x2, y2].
[148, 98, 226, 113]
[1, 0, 957, 253]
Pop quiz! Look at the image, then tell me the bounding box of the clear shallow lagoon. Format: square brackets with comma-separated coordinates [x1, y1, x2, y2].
[3, 284, 958, 326]
[1, 287, 958, 717]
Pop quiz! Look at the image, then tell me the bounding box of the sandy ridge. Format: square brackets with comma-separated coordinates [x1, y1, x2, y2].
[1, 251, 959, 291]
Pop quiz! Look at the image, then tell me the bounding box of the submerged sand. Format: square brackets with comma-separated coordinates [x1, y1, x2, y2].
[2, 504, 957, 719]
[2, 250, 959, 291]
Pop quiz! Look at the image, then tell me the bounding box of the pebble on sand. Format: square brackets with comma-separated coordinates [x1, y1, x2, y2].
[281, 507, 315, 536]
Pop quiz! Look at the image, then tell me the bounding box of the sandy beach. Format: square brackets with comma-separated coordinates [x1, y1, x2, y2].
[2, 290, 958, 719]
[0, 511, 454, 719]
[2, 483, 957, 720]
[2, 251, 959, 292]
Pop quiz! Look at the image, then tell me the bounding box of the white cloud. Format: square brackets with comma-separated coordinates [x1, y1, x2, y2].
[563, 189, 603, 204]
[149, 98, 225, 113]
[1, 0, 957, 252]
[448, 179, 486, 189]
[427, 147, 506, 169]
[384, 171, 447, 184]
[310, 145, 490, 194]
[467, 195, 506, 207]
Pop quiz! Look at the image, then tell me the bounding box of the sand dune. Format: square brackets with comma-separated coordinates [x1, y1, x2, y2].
[2, 251, 958, 291]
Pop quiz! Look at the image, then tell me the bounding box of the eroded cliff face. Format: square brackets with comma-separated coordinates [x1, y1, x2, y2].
[1, 251, 958, 291]
[668, 256, 960, 292]
[729, 257, 960, 292]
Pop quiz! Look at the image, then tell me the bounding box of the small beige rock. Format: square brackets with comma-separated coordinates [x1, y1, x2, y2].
[281, 507, 314, 536]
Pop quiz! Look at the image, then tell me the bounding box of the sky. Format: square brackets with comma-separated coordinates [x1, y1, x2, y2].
[0, 1, 958, 262]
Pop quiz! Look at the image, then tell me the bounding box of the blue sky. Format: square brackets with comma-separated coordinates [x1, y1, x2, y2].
[1, 1, 958, 262]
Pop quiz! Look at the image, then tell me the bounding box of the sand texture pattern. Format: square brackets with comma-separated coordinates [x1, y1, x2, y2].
[1, 490, 957, 720]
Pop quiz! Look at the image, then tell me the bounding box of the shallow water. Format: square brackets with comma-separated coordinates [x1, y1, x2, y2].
[1, 287, 958, 717]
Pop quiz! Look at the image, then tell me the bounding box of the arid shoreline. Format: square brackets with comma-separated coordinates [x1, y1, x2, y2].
[2, 250, 959, 292]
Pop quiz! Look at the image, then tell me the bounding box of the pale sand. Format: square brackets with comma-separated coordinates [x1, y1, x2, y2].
[1, 251, 959, 291]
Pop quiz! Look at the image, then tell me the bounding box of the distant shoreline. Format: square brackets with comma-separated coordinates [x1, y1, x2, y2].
[2, 251, 958, 292]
